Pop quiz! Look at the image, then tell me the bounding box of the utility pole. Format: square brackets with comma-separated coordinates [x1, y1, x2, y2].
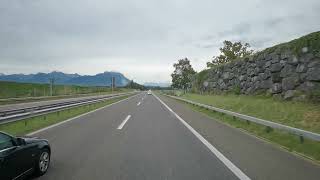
[49, 78, 54, 96]
[111, 76, 115, 93]
[33, 88, 36, 97]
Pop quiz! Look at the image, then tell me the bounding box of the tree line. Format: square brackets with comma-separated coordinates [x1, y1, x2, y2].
[171, 40, 254, 91]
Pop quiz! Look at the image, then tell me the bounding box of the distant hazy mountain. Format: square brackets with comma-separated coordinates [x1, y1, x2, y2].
[0, 71, 80, 84]
[65, 71, 130, 86]
[143, 82, 171, 87]
[0, 71, 130, 87]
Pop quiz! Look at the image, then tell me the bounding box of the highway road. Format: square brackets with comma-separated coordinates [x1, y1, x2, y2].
[29, 92, 320, 180]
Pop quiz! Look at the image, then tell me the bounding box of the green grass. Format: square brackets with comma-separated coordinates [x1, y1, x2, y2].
[181, 93, 320, 134]
[263, 31, 320, 56]
[166, 93, 320, 162]
[0, 95, 131, 136]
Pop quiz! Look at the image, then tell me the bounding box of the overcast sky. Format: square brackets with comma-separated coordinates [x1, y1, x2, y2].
[1, 0, 319, 83]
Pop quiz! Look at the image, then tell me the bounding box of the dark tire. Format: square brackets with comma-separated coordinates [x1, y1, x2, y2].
[34, 148, 50, 177]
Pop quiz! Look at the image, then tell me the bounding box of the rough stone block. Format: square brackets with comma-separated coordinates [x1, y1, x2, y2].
[297, 81, 315, 92]
[222, 72, 231, 80]
[271, 72, 282, 83]
[271, 54, 280, 63]
[239, 75, 246, 81]
[271, 83, 282, 93]
[282, 76, 300, 90]
[264, 61, 271, 68]
[296, 64, 308, 73]
[259, 71, 271, 80]
[284, 90, 297, 100]
[252, 76, 260, 82]
[308, 60, 320, 68]
[260, 79, 273, 89]
[280, 64, 296, 77]
[270, 63, 283, 72]
[300, 53, 314, 63]
[306, 67, 320, 81]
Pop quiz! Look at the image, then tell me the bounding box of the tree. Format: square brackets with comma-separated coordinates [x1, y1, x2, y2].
[171, 58, 196, 91]
[125, 80, 146, 90]
[207, 40, 254, 68]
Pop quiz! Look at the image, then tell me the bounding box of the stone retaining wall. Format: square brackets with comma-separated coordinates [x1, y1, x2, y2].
[205, 47, 320, 100]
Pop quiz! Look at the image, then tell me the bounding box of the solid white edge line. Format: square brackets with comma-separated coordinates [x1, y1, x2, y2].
[27, 94, 140, 136]
[117, 115, 131, 130]
[153, 94, 251, 180]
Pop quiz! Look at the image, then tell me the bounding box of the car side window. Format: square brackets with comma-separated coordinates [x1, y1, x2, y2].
[0, 133, 15, 150]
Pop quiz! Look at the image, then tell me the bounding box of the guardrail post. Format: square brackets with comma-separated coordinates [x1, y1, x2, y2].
[299, 135, 304, 144]
[265, 126, 273, 133]
[246, 120, 250, 125]
[28, 108, 35, 126]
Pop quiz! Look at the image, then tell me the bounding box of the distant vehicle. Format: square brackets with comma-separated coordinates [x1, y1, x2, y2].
[147, 90, 152, 95]
[0, 131, 51, 180]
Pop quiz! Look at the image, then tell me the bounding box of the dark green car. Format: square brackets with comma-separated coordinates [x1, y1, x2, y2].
[0, 131, 51, 180]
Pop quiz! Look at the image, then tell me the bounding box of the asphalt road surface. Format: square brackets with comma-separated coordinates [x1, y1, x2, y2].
[29, 92, 320, 180]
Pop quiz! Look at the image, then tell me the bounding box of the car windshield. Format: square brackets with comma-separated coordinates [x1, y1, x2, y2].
[0, 133, 14, 150]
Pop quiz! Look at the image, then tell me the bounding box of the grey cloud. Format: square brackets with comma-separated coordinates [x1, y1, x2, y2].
[264, 17, 286, 27]
[0, 0, 320, 83]
[218, 23, 252, 38]
[194, 41, 220, 49]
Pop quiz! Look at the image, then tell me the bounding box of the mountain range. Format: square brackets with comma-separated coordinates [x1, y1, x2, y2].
[143, 82, 171, 87]
[0, 71, 130, 87]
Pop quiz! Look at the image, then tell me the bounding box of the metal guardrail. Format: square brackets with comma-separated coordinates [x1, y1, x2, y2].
[165, 94, 320, 142]
[0, 92, 120, 102]
[0, 92, 137, 125]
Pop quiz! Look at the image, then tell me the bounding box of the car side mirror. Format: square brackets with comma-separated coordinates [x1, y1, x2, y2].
[16, 138, 26, 146]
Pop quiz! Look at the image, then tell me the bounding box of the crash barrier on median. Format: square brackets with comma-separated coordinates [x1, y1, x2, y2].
[164, 94, 320, 142]
[0, 93, 107, 102]
[0, 92, 137, 125]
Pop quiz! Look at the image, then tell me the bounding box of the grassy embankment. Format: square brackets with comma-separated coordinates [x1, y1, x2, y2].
[165, 92, 320, 162]
[0, 95, 132, 136]
[0, 81, 130, 104]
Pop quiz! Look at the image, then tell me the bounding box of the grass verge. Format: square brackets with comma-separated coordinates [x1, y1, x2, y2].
[181, 93, 320, 134]
[0, 95, 131, 136]
[170, 95, 320, 162]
